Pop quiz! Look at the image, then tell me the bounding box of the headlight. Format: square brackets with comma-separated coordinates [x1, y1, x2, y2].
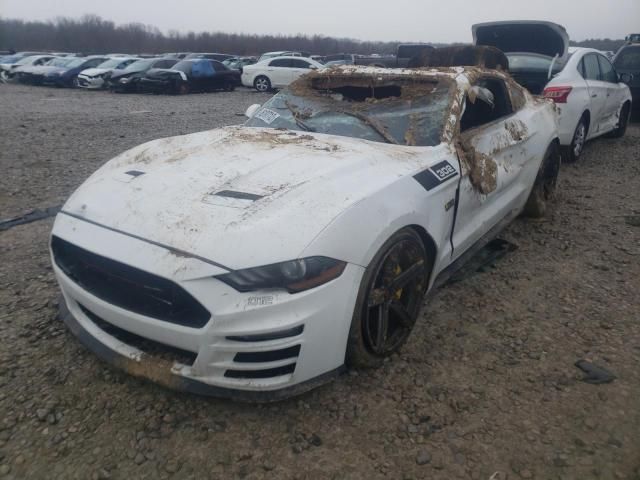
[216, 257, 346, 293]
[120, 77, 130, 83]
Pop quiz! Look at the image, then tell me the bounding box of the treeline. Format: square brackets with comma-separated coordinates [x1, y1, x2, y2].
[1, 15, 626, 56]
[570, 38, 626, 52]
[0, 15, 402, 55]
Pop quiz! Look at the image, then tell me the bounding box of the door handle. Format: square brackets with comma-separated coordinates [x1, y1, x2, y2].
[591, 94, 598, 98]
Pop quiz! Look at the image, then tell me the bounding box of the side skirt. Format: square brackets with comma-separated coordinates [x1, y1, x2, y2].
[427, 206, 521, 295]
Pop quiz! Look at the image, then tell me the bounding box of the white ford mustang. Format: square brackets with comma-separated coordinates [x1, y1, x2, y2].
[51, 64, 560, 400]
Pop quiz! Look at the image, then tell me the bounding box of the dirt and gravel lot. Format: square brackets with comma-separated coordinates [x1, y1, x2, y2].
[0, 83, 639, 480]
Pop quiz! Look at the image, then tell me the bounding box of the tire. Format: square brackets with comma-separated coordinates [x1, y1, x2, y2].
[254, 75, 271, 92]
[605, 103, 630, 139]
[177, 82, 189, 95]
[346, 228, 430, 368]
[562, 115, 588, 163]
[225, 80, 235, 92]
[523, 142, 561, 218]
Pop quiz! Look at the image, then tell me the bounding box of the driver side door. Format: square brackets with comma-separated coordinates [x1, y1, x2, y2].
[452, 77, 535, 259]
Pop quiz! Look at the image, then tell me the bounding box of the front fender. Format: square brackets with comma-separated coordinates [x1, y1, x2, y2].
[300, 166, 459, 285]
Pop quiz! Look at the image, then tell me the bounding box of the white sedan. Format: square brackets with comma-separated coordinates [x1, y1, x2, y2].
[474, 21, 632, 162]
[241, 56, 323, 92]
[76, 57, 140, 89]
[51, 64, 560, 400]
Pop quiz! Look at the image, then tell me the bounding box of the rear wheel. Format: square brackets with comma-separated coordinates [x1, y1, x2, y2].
[346, 228, 429, 368]
[225, 80, 236, 92]
[254, 76, 271, 92]
[606, 102, 630, 138]
[562, 115, 588, 163]
[523, 142, 561, 218]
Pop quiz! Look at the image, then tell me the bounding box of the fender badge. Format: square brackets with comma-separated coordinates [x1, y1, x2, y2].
[445, 199, 455, 211]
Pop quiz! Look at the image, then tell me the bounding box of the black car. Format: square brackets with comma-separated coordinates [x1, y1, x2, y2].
[185, 52, 235, 62]
[614, 41, 640, 112]
[108, 57, 178, 93]
[138, 59, 240, 94]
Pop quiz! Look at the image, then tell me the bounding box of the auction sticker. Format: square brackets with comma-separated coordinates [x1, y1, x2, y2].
[255, 108, 280, 124]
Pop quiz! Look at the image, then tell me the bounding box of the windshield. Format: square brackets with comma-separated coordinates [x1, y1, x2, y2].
[506, 53, 566, 73]
[245, 76, 451, 146]
[48, 57, 73, 67]
[65, 58, 87, 68]
[124, 59, 154, 71]
[15, 56, 40, 65]
[615, 47, 640, 69]
[96, 58, 127, 69]
[172, 60, 193, 73]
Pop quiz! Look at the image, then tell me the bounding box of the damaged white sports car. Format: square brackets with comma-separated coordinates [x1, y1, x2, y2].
[51, 62, 560, 400]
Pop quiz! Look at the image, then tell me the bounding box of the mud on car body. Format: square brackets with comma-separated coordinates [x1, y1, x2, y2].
[51, 59, 560, 401]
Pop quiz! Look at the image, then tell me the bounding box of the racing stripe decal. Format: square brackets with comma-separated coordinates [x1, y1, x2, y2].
[413, 160, 459, 191]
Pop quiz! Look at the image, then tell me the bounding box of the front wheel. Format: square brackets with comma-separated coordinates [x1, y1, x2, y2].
[605, 103, 630, 139]
[346, 228, 429, 368]
[523, 142, 561, 218]
[177, 82, 190, 95]
[254, 76, 271, 92]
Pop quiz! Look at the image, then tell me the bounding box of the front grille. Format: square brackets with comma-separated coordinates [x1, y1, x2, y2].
[52, 236, 210, 328]
[78, 303, 197, 366]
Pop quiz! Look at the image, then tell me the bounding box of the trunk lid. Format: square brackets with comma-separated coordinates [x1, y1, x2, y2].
[473, 21, 569, 60]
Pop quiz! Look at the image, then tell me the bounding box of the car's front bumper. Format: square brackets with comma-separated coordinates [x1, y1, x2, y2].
[51, 212, 362, 400]
[138, 78, 175, 93]
[77, 75, 105, 89]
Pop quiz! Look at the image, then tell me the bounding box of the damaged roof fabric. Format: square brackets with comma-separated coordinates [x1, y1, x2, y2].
[246, 71, 457, 147]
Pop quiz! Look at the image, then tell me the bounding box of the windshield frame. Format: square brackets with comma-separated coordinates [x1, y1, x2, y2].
[245, 73, 454, 147]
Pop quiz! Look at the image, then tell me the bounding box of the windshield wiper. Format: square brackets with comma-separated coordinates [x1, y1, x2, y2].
[336, 110, 399, 145]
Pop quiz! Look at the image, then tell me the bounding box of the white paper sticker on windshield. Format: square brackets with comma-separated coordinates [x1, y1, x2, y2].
[255, 108, 280, 124]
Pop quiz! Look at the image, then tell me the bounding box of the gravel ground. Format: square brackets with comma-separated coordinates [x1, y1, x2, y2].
[0, 83, 639, 480]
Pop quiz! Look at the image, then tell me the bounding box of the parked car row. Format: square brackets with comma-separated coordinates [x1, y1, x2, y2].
[0, 52, 247, 93]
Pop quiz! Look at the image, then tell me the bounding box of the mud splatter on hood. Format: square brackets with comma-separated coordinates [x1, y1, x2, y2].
[62, 126, 446, 269]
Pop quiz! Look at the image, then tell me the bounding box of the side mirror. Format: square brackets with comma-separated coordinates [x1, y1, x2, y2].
[619, 72, 633, 84]
[309, 65, 318, 70]
[245, 104, 261, 118]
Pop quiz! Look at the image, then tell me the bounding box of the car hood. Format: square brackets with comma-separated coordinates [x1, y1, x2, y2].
[61, 126, 441, 270]
[79, 67, 109, 77]
[473, 21, 569, 59]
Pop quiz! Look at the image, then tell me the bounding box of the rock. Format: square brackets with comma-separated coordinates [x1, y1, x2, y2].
[415, 450, 431, 465]
[165, 460, 181, 473]
[262, 460, 276, 471]
[309, 434, 322, 447]
[96, 468, 111, 479]
[520, 469, 533, 479]
[134, 453, 145, 465]
[36, 409, 48, 421]
[0, 465, 10, 476]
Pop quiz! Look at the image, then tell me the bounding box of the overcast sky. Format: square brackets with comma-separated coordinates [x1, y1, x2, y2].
[1, 0, 638, 43]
